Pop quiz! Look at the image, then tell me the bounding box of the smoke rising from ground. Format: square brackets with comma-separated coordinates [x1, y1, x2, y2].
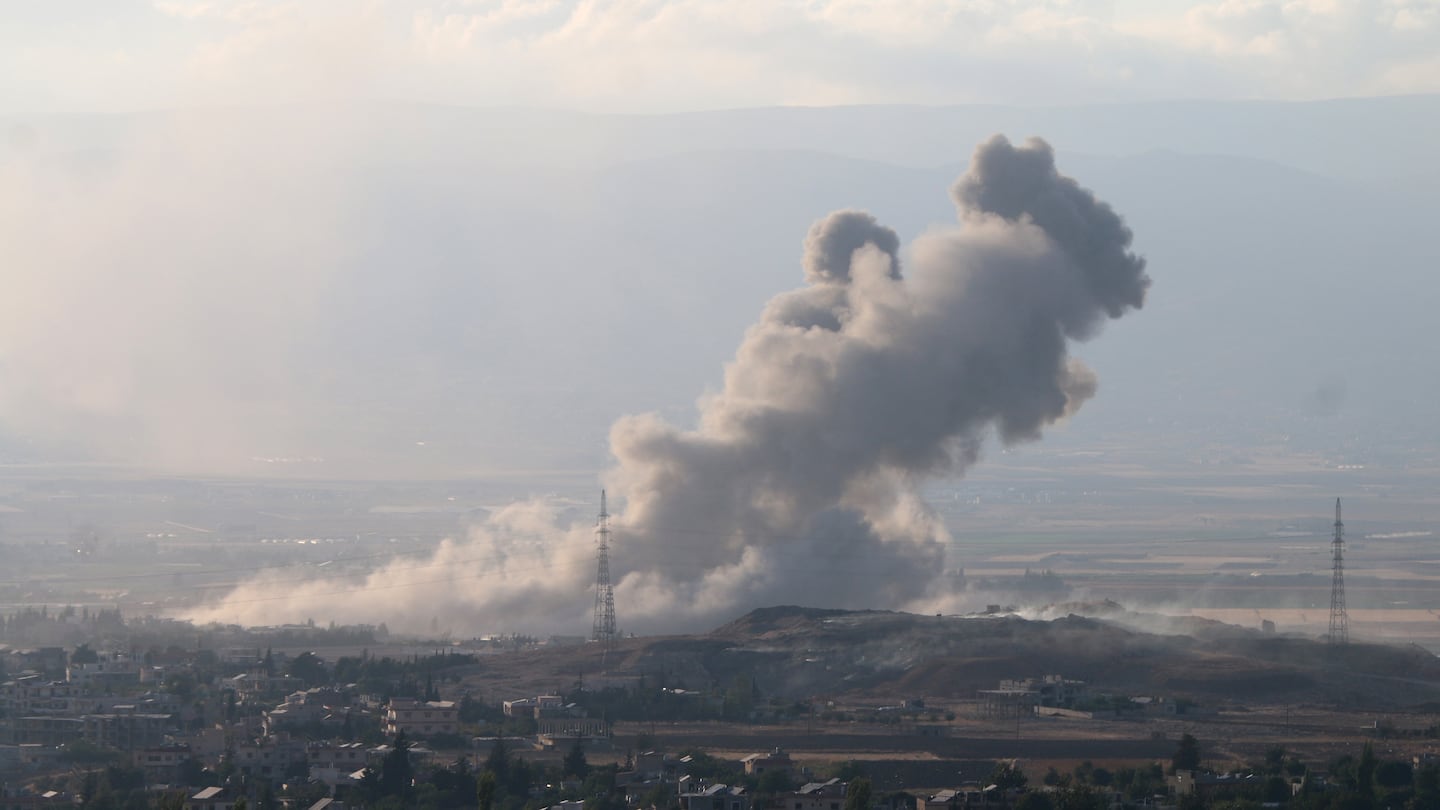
[192, 135, 1149, 635]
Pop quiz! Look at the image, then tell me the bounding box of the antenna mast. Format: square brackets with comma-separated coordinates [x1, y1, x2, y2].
[1328, 498, 1348, 644]
[591, 490, 617, 652]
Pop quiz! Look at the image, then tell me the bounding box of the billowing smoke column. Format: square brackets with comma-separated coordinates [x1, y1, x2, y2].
[606, 135, 1148, 628]
[190, 135, 1149, 635]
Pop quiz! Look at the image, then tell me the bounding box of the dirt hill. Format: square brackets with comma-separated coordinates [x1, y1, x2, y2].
[473, 606, 1440, 710]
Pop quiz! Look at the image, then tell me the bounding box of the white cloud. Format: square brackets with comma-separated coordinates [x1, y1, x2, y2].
[4, 0, 1438, 113]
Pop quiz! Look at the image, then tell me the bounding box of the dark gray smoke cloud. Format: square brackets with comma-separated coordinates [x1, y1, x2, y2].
[196, 135, 1150, 635]
[802, 209, 902, 284]
[605, 134, 1149, 629]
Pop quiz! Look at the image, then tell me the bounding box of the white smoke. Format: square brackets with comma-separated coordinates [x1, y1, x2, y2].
[190, 135, 1150, 636]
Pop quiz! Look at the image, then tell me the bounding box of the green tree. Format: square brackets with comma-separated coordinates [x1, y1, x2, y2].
[478, 770, 497, 810]
[1264, 776, 1291, 804]
[380, 731, 414, 798]
[1264, 747, 1287, 775]
[1414, 762, 1440, 810]
[1172, 734, 1202, 774]
[1015, 793, 1055, 810]
[484, 738, 510, 787]
[991, 762, 1028, 790]
[1055, 784, 1107, 810]
[288, 652, 327, 687]
[640, 784, 678, 810]
[758, 769, 795, 795]
[845, 778, 873, 810]
[1376, 760, 1413, 790]
[1359, 744, 1378, 796]
[564, 736, 590, 779]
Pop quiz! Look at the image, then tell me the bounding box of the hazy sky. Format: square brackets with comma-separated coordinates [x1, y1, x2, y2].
[4, 0, 1438, 114]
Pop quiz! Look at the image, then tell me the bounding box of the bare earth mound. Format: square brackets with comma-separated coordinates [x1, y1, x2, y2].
[574, 606, 1440, 709]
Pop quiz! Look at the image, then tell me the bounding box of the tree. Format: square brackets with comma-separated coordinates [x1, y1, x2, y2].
[430, 758, 479, 809]
[758, 770, 795, 795]
[845, 778, 873, 810]
[1015, 793, 1055, 810]
[288, 652, 327, 687]
[1264, 776, 1291, 804]
[379, 731, 414, 798]
[1264, 747, 1286, 775]
[477, 770, 497, 810]
[177, 757, 212, 787]
[991, 762, 1028, 790]
[1414, 762, 1440, 810]
[1375, 760, 1413, 791]
[1055, 784, 1107, 810]
[564, 736, 590, 779]
[484, 737, 510, 785]
[1172, 734, 1202, 774]
[1358, 743, 1377, 796]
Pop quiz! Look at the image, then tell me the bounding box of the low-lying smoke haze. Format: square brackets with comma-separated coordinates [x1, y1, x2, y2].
[189, 135, 1149, 635]
[0, 111, 376, 469]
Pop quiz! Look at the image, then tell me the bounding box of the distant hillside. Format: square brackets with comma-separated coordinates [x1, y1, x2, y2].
[539, 606, 1440, 710]
[4, 98, 1437, 474]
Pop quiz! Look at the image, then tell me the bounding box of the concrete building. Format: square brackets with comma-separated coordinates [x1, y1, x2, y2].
[228, 672, 303, 702]
[307, 742, 373, 788]
[230, 737, 308, 783]
[538, 716, 607, 738]
[776, 779, 848, 810]
[66, 652, 140, 688]
[9, 717, 83, 747]
[742, 749, 792, 777]
[0, 790, 73, 810]
[188, 787, 235, 810]
[918, 789, 962, 810]
[0, 679, 84, 717]
[503, 695, 566, 719]
[384, 699, 457, 737]
[81, 711, 172, 750]
[133, 744, 193, 783]
[680, 784, 749, 810]
[265, 689, 353, 736]
[996, 675, 1087, 708]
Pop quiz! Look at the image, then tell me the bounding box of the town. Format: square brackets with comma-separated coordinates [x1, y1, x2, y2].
[1, 605, 1435, 810]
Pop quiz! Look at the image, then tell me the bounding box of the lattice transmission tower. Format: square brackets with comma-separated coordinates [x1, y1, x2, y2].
[591, 490, 617, 652]
[1328, 498, 1348, 645]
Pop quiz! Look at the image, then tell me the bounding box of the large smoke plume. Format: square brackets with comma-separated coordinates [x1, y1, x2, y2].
[192, 135, 1149, 635]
